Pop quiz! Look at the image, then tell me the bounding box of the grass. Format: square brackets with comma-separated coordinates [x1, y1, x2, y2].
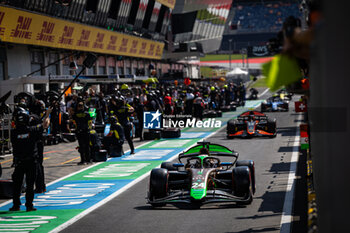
[200, 66, 213, 77]
[200, 54, 247, 61]
[251, 77, 268, 88]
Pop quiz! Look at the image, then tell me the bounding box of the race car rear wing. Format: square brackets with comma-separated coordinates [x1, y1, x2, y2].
[237, 115, 268, 121]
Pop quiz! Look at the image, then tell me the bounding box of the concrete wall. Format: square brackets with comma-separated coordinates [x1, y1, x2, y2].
[309, 1, 350, 232]
[6, 45, 31, 79]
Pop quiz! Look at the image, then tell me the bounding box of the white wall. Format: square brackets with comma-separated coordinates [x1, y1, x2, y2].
[6, 45, 31, 79]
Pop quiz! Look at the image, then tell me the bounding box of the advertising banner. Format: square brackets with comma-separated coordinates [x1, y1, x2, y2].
[0, 6, 164, 59]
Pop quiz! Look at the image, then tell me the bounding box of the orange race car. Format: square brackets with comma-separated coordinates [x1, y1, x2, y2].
[227, 111, 276, 139]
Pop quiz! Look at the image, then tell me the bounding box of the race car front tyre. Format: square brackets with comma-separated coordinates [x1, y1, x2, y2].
[233, 166, 253, 205]
[227, 120, 237, 139]
[236, 160, 256, 194]
[267, 119, 277, 137]
[149, 168, 168, 207]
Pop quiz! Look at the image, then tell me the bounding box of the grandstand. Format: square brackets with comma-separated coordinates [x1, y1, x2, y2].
[232, 1, 301, 33]
[220, 0, 302, 53]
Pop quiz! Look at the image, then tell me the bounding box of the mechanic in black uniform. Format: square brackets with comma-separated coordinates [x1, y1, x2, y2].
[9, 106, 51, 211]
[133, 96, 144, 141]
[193, 93, 204, 120]
[30, 99, 47, 193]
[107, 115, 125, 157]
[109, 96, 135, 154]
[72, 100, 92, 165]
[209, 87, 217, 110]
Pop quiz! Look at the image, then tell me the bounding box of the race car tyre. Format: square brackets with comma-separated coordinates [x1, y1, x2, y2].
[261, 104, 266, 112]
[143, 130, 161, 140]
[267, 119, 277, 137]
[221, 106, 231, 112]
[236, 160, 256, 194]
[0, 180, 13, 198]
[215, 170, 233, 189]
[227, 120, 237, 131]
[227, 120, 237, 139]
[149, 168, 169, 207]
[216, 110, 222, 117]
[233, 166, 253, 205]
[203, 110, 217, 118]
[161, 128, 181, 138]
[161, 162, 177, 171]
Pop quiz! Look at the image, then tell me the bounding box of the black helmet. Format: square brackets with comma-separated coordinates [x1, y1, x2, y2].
[116, 96, 125, 106]
[133, 96, 140, 104]
[13, 107, 29, 126]
[30, 99, 45, 116]
[109, 115, 119, 124]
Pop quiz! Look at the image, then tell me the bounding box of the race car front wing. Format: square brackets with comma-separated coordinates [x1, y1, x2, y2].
[148, 189, 251, 205]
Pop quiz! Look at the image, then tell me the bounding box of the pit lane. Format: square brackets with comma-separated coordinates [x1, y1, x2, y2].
[57, 93, 303, 233]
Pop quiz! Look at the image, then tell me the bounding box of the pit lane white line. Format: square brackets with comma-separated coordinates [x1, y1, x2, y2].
[280, 113, 302, 233]
[258, 88, 270, 98]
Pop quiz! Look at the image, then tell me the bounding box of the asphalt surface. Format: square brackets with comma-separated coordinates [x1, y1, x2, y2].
[56, 95, 304, 233]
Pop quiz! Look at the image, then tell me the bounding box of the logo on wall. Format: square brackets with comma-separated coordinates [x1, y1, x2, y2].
[248, 45, 270, 57]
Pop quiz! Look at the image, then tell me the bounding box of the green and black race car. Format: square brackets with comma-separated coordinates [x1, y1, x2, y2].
[147, 142, 255, 208]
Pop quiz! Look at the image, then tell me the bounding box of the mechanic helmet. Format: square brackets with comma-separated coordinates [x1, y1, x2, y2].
[30, 99, 46, 116]
[115, 90, 121, 97]
[133, 96, 140, 104]
[18, 98, 28, 109]
[224, 84, 228, 89]
[121, 84, 129, 90]
[115, 96, 125, 106]
[210, 86, 215, 91]
[13, 107, 30, 127]
[109, 115, 119, 125]
[76, 101, 86, 112]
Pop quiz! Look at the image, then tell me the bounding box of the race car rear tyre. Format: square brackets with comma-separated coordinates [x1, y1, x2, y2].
[261, 104, 266, 112]
[236, 160, 256, 194]
[161, 162, 177, 171]
[233, 166, 253, 205]
[149, 168, 168, 207]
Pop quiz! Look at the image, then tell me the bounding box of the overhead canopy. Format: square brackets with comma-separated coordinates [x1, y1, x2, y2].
[226, 67, 249, 77]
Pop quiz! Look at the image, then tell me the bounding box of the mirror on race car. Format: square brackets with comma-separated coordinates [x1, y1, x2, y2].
[173, 163, 184, 167]
[221, 162, 234, 166]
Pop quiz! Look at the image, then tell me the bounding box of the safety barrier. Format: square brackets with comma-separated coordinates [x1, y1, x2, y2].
[301, 123, 317, 232]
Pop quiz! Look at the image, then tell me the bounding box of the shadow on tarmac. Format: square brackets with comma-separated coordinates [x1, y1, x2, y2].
[277, 126, 297, 137]
[257, 191, 285, 213]
[225, 226, 280, 233]
[135, 203, 248, 211]
[235, 213, 281, 220]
